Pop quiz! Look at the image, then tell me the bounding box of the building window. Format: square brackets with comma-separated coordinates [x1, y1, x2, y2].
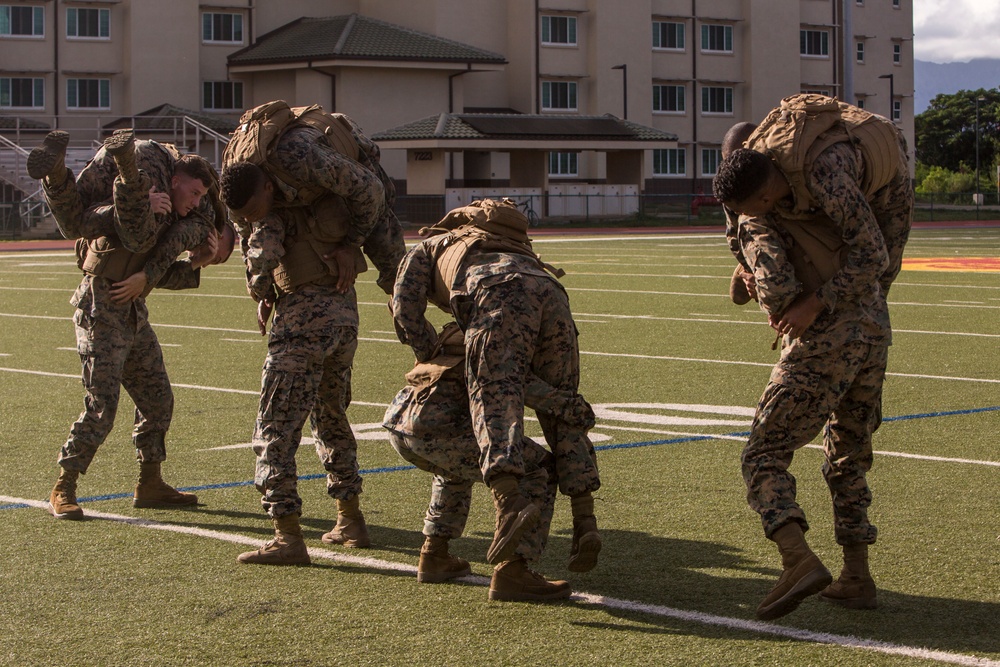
[67, 7, 109, 39]
[893, 43, 901, 64]
[652, 21, 684, 50]
[701, 148, 722, 176]
[541, 15, 576, 45]
[652, 84, 685, 113]
[548, 152, 578, 176]
[0, 5, 44, 37]
[856, 41, 865, 63]
[0, 77, 43, 108]
[202, 12, 242, 43]
[804, 89, 831, 96]
[653, 148, 686, 176]
[701, 86, 733, 114]
[67, 78, 110, 109]
[203, 81, 243, 111]
[893, 0, 900, 7]
[892, 99, 901, 121]
[541, 81, 577, 111]
[701, 24, 732, 53]
[857, 98, 866, 109]
[800, 30, 829, 57]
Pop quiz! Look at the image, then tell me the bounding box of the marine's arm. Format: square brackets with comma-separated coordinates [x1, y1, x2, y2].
[391, 243, 439, 363]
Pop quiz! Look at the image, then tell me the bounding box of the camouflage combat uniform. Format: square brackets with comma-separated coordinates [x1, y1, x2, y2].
[239, 134, 387, 519]
[43, 141, 215, 473]
[263, 124, 405, 295]
[391, 235, 600, 496]
[383, 323, 597, 562]
[738, 147, 896, 545]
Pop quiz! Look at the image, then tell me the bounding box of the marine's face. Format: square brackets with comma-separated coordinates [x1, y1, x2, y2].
[170, 172, 210, 218]
[231, 181, 274, 225]
[727, 191, 776, 218]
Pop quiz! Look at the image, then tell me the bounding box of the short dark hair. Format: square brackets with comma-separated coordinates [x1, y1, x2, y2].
[712, 148, 772, 205]
[721, 122, 757, 158]
[173, 153, 216, 189]
[219, 161, 268, 210]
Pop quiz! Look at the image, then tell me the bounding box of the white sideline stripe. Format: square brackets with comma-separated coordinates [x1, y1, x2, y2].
[593, 423, 748, 442]
[2, 494, 996, 667]
[804, 444, 1000, 467]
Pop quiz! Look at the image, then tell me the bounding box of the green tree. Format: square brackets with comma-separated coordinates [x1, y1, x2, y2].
[915, 88, 1000, 175]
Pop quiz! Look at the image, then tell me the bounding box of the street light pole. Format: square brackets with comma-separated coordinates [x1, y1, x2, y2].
[976, 95, 985, 217]
[612, 64, 627, 119]
[879, 73, 895, 121]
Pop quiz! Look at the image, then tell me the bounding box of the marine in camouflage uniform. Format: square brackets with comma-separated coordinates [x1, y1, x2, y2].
[31, 132, 219, 520]
[715, 117, 910, 618]
[383, 322, 597, 589]
[391, 199, 599, 600]
[221, 126, 390, 566]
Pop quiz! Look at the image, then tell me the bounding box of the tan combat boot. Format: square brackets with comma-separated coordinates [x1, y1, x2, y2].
[27, 130, 70, 184]
[103, 129, 142, 185]
[489, 557, 572, 602]
[237, 514, 311, 565]
[133, 462, 198, 508]
[486, 474, 540, 565]
[321, 496, 371, 547]
[756, 522, 833, 620]
[819, 543, 877, 609]
[567, 493, 602, 573]
[48, 468, 84, 520]
[417, 536, 472, 584]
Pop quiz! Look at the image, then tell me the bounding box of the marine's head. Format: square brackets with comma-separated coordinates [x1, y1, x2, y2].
[170, 154, 214, 217]
[712, 148, 788, 217]
[721, 122, 757, 158]
[219, 161, 275, 225]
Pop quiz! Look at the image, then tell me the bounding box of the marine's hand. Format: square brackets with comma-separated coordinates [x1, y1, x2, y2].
[188, 230, 219, 269]
[149, 187, 172, 215]
[110, 271, 148, 304]
[322, 244, 359, 293]
[257, 298, 274, 336]
[771, 291, 824, 338]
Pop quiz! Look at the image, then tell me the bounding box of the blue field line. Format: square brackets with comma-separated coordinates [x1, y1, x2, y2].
[4, 406, 998, 512]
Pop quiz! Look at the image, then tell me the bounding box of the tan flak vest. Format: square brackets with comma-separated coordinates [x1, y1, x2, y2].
[783, 218, 848, 293]
[421, 199, 557, 312]
[271, 194, 368, 294]
[746, 93, 903, 221]
[75, 207, 177, 298]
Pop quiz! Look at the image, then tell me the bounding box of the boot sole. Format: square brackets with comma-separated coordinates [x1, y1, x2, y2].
[26, 131, 70, 179]
[320, 534, 372, 548]
[756, 564, 833, 621]
[104, 130, 135, 156]
[48, 501, 84, 520]
[486, 504, 540, 565]
[417, 566, 472, 584]
[133, 498, 199, 508]
[488, 587, 572, 602]
[567, 531, 602, 573]
[236, 555, 312, 566]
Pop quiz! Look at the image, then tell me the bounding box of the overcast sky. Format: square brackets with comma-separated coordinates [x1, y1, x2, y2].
[913, 1, 1000, 63]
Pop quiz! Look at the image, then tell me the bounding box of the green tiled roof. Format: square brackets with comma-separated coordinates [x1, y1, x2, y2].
[102, 104, 239, 134]
[229, 14, 507, 66]
[373, 114, 678, 142]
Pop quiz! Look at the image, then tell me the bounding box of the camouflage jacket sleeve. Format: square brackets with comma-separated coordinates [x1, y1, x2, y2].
[143, 215, 213, 287]
[273, 128, 385, 247]
[391, 241, 439, 362]
[154, 259, 201, 291]
[739, 217, 802, 319]
[724, 206, 751, 272]
[42, 154, 119, 239]
[524, 374, 596, 430]
[240, 213, 285, 302]
[805, 144, 889, 311]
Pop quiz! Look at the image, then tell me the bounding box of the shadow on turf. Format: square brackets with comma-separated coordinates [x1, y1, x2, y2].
[550, 528, 1000, 657]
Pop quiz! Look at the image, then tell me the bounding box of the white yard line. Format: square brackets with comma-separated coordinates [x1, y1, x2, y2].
[1, 494, 996, 667]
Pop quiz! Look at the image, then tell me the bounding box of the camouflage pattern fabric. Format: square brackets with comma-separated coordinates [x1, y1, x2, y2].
[383, 360, 557, 563]
[393, 238, 599, 493]
[266, 126, 405, 295]
[737, 214, 891, 546]
[250, 284, 361, 519]
[45, 141, 214, 473]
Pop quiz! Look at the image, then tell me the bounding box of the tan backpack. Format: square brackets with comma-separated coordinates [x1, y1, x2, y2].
[223, 100, 362, 203]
